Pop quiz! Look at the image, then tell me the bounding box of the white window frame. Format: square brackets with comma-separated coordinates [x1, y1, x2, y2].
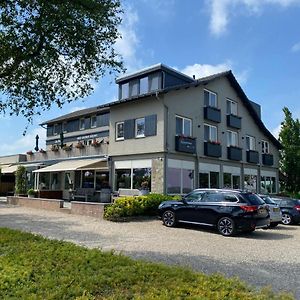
[53, 123, 60, 135]
[91, 115, 97, 128]
[204, 123, 218, 142]
[204, 89, 217, 108]
[79, 118, 85, 131]
[176, 115, 192, 137]
[246, 135, 256, 151]
[62, 122, 67, 133]
[116, 121, 124, 141]
[227, 130, 238, 147]
[135, 117, 145, 138]
[262, 140, 269, 154]
[226, 98, 238, 116]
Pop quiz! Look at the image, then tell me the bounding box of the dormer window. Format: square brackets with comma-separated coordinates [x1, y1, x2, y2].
[130, 80, 139, 97]
[121, 82, 129, 99]
[204, 90, 217, 108]
[91, 115, 97, 128]
[80, 118, 85, 130]
[149, 74, 160, 91]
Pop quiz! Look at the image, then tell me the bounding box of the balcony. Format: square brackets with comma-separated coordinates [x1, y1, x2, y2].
[246, 150, 259, 164]
[262, 153, 274, 166]
[204, 106, 221, 123]
[204, 141, 222, 158]
[227, 114, 242, 129]
[227, 146, 242, 161]
[175, 136, 196, 154]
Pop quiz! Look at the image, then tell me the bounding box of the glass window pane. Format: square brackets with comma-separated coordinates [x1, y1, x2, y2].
[227, 132, 231, 146]
[95, 172, 109, 190]
[204, 125, 209, 141]
[176, 117, 183, 135]
[199, 173, 209, 188]
[51, 173, 61, 190]
[64, 172, 73, 190]
[115, 169, 131, 190]
[140, 77, 148, 94]
[133, 168, 151, 191]
[231, 102, 237, 115]
[261, 176, 266, 193]
[121, 83, 129, 99]
[150, 75, 159, 91]
[91, 116, 97, 128]
[39, 173, 50, 190]
[226, 100, 231, 114]
[223, 173, 231, 188]
[167, 167, 181, 194]
[183, 119, 191, 136]
[211, 126, 217, 142]
[116, 122, 124, 139]
[210, 93, 217, 107]
[182, 169, 193, 194]
[210, 172, 219, 188]
[244, 175, 257, 192]
[82, 170, 95, 188]
[272, 177, 276, 193]
[233, 175, 240, 189]
[131, 80, 139, 96]
[136, 118, 145, 137]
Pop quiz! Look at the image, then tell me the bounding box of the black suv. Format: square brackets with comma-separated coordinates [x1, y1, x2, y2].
[271, 198, 300, 225]
[158, 189, 270, 236]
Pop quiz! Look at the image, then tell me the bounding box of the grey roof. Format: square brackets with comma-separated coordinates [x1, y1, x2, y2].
[116, 63, 195, 84]
[41, 105, 110, 125]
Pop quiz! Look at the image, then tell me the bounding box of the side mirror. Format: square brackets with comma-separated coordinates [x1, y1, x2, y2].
[182, 196, 188, 204]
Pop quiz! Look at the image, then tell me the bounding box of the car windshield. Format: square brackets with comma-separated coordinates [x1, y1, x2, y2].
[242, 193, 265, 205]
[260, 196, 276, 205]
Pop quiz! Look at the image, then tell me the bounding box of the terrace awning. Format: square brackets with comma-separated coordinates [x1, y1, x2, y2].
[33, 158, 107, 173]
[1, 165, 19, 174]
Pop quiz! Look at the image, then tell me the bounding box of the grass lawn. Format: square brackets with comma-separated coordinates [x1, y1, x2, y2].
[0, 228, 293, 299]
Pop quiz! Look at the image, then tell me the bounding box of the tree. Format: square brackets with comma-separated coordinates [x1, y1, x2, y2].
[15, 165, 26, 195]
[278, 107, 300, 193]
[0, 0, 123, 121]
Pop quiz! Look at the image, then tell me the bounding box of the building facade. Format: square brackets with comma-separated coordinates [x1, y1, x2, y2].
[20, 63, 280, 199]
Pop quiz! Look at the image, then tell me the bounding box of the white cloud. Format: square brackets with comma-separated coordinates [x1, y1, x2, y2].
[208, 0, 300, 36]
[291, 41, 300, 52]
[115, 6, 141, 72]
[271, 124, 282, 139]
[180, 61, 249, 85]
[0, 127, 46, 156]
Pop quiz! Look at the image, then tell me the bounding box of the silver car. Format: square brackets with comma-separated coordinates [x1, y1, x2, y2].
[259, 195, 282, 227]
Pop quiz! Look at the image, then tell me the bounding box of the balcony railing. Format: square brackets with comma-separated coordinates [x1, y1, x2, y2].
[227, 146, 242, 161]
[227, 114, 242, 129]
[262, 153, 274, 166]
[204, 141, 222, 158]
[175, 136, 196, 154]
[204, 106, 221, 123]
[246, 150, 259, 164]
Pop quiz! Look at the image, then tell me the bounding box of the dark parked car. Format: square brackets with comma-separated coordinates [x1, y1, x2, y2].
[271, 198, 300, 225]
[258, 195, 282, 227]
[158, 189, 270, 236]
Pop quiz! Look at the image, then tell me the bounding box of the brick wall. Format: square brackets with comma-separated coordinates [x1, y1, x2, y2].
[71, 201, 107, 218]
[7, 196, 63, 211]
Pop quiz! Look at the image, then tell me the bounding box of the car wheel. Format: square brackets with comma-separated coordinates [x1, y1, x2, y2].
[217, 217, 236, 236]
[282, 213, 292, 225]
[162, 210, 176, 227]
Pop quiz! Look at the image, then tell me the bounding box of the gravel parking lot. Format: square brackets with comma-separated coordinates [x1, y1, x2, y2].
[0, 202, 299, 299]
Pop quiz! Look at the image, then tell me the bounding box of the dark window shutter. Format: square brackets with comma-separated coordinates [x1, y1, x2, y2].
[204, 90, 209, 106]
[85, 117, 91, 129]
[47, 125, 54, 137]
[145, 114, 157, 136]
[124, 119, 135, 139]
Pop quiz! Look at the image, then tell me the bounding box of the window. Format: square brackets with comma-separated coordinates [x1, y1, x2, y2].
[116, 122, 124, 140]
[135, 118, 145, 138]
[167, 167, 194, 194]
[244, 175, 257, 192]
[176, 115, 192, 136]
[140, 77, 148, 94]
[53, 124, 60, 135]
[121, 82, 129, 99]
[149, 74, 160, 91]
[204, 90, 217, 108]
[91, 115, 97, 128]
[79, 118, 85, 130]
[199, 172, 219, 188]
[99, 113, 110, 127]
[185, 191, 205, 202]
[227, 130, 238, 147]
[133, 168, 151, 190]
[261, 176, 276, 194]
[223, 173, 241, 189]
[246, 135, 256, 150]
[62, 122, 67, 133]
[226, 99, 238, 115]
[115, 169, 131, 189]
[82, 170, 95, 188]
[130, 80, 139, 97]
[204, 124, 217, 142]
[262, 140, 269, 154]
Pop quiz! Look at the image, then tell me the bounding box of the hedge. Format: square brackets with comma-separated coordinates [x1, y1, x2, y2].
[104, 194, 180, 221]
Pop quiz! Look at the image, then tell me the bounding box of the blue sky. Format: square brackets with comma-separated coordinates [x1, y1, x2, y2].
[1, 0, 300, 156]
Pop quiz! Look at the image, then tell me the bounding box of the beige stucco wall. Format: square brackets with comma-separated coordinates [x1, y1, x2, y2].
[109, 97, 165, 156]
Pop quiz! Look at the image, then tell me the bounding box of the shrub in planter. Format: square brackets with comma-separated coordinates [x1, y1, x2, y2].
[104, 194, 181, 221]
[27, 188, 37, 198]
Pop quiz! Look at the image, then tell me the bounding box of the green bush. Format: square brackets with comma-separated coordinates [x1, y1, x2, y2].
[104, 194, 181, 221]
[0, 228, 293, 299]
[15, 166, 26, 195]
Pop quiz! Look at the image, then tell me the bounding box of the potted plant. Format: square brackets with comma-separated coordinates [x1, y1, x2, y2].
[27, 188, 37, 198]
[91, 139, 100, 147]
[75, 141, 85, 149]
[63, 144, 73, 151]
[26, 150, 33, 155]
[39, 149, 46, 154]
[51, 144, 59, 152]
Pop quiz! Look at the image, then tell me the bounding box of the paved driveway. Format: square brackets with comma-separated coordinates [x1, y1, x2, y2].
[0, 203, 299, 299]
